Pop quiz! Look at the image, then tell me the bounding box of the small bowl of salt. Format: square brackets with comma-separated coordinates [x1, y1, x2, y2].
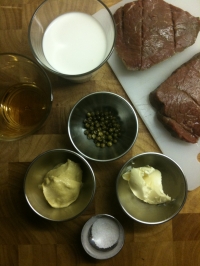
[81, 214, 124, 259]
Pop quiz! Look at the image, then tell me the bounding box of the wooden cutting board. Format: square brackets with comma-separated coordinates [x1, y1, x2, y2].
[108, 0, 200, 191]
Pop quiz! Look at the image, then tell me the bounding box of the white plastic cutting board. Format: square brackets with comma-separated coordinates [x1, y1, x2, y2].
[108, 0, 200, 190]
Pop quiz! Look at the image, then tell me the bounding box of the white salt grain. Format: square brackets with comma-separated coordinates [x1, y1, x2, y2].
[91, 217, 119, 249]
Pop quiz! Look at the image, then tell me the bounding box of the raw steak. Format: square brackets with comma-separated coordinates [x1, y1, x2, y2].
[149, 53, 200, 144]
[113, 0, 200, 70]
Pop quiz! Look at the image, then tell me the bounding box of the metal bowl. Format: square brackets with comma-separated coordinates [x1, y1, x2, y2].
[24, 149, 96, 221]
[116, 152, 187, 225]
[68, 92, 138, 162]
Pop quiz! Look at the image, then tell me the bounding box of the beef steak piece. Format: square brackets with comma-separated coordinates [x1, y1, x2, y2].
[142, 0, 174, 70]
[149, 53, 200, 144]
[113, 0, 200, 70]
[114, 0, 143, 70]
[171, 5, 200, 52]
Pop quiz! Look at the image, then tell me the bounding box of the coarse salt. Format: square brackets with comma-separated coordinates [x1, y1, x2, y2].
[91, 217, 119, 249]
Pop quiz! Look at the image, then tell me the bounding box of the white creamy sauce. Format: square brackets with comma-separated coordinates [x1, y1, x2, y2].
[123, 165, 171, 204]
[42, 12, 107, 75]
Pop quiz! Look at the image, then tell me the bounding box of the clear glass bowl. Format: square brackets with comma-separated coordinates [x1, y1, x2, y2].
[0, 53, 52, 141]
[29, 0, 116, 82]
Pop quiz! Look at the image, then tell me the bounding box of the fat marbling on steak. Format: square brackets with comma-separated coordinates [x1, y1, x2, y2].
[113, 0, 200, 70]
[149, 53, 200, 144]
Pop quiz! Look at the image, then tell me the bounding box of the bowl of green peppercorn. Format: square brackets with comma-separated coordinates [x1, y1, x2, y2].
[68, 92, 138, 162]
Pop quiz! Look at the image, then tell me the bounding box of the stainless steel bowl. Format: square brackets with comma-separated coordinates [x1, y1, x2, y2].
[24, 149, 96, 221]
[116, 152, 187, 225]
[68, 92, 138, 162]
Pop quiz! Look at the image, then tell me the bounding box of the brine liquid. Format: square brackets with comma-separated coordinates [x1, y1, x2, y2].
[0, 83, 48, 131]
[42, 12, 107, 75]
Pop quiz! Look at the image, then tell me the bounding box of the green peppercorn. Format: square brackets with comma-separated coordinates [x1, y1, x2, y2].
[87, 112, 92, 117]
[100, 143, 106, 148]
[98, 131, 103, 136]
[92, 134, 96, 139]
[83, 109, 122, 148]
[87, 134, 92, 139]
[107, 141, 112, 147]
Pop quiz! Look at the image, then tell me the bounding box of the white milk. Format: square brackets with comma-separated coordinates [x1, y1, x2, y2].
[42, 12, 107, 75]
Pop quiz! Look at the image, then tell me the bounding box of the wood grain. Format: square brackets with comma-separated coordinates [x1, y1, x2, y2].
[0, 0, 200, 265]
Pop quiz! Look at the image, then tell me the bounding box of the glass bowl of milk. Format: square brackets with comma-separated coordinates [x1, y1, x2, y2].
[29, 0, 116, 82]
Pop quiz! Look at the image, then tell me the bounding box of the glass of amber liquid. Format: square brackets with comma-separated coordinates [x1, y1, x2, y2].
[0, 53, 53, 141]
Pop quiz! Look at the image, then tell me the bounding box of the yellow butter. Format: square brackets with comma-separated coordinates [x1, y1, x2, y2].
[41, 159, 82, 208]
[123, 165, 171, 204]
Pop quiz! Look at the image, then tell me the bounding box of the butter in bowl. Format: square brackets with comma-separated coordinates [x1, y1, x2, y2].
[24, 149, 96, 221]
[116, 152, 188, 225]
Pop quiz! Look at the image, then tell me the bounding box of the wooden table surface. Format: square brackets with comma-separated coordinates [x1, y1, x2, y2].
[1, 0, 200, 265]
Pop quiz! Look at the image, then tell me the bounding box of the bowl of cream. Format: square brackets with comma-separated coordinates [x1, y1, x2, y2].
[28, 0, 115, 82]
[116, 152, 188, 225]
[24, 149, 96, 221]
